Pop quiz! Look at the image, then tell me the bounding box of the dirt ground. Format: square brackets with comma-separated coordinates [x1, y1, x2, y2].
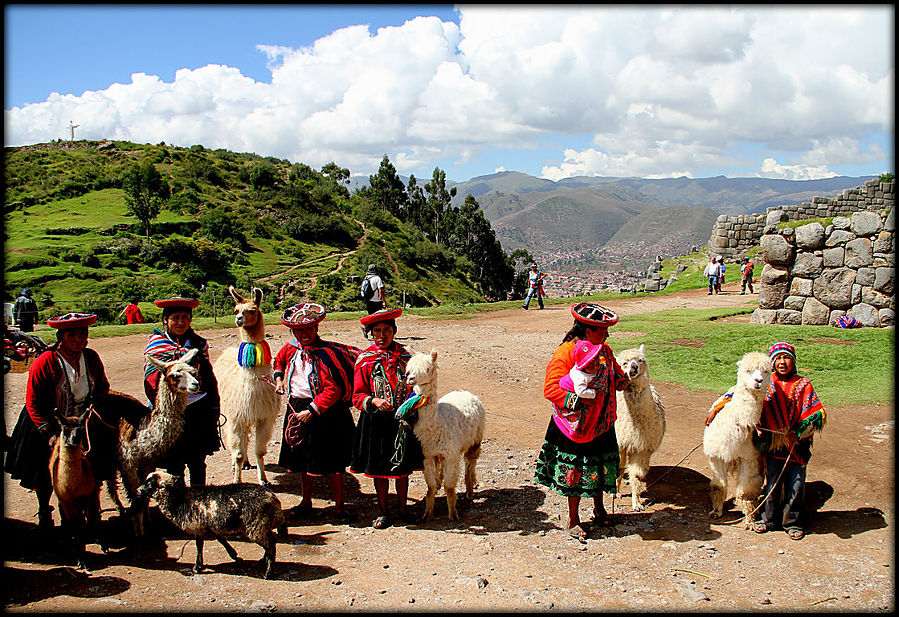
[3, 282, 894, 612]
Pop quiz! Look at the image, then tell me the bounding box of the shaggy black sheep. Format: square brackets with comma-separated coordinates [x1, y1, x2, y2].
[137, 470, 288, 579]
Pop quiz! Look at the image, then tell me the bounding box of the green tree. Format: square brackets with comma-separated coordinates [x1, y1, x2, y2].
[122, 160, 170, 241]
[248, 160, 278, 190]
[368, 155, 408, 217]
[446, 194, 513, 300]
[424, 167, 456, 245]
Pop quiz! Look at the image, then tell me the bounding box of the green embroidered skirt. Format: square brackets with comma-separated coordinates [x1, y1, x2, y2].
[534, 418, 619, 498]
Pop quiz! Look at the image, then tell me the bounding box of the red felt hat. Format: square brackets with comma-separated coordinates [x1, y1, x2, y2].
[153, 297, 200, 310]
[281, 302, 326, 327]
[571, 302, 619, 328]
[360, 307, 403, 328]
[47, 312, 98, 329]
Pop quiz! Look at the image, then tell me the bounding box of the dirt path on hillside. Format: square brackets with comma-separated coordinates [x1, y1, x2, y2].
[3, 282, 894, 612]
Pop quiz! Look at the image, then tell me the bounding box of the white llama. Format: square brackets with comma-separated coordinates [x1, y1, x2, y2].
[614, 344, 666, 512]
[403, 349, 486, 522]
[213, 287, 280, 485]
[110, 348, 200, 536]
[703, 351, 773, 528]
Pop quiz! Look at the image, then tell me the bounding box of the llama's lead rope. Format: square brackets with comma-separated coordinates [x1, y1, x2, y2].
[719, 438, 795, 526]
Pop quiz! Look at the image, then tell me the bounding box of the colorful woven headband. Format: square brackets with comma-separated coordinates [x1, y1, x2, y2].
[768, 341, 796, 361]
[360, 307, 402, 328]
[571, 303, 619, 328]
[281, 302, 326, 327]
[47, 312, 98, 329]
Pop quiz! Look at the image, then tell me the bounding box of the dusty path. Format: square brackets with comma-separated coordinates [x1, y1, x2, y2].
[3, 282, 894, 612]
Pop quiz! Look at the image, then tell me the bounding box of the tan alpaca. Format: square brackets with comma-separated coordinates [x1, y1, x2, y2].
[213, 287, 280, 484]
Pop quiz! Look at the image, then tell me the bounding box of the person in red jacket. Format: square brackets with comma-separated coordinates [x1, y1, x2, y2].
[350, 308, 424, 529]
[121, 299, 145, 324]
[534, 303, 631, 541]
[273, 303, 360, 523]
[4, 313, 116, 532]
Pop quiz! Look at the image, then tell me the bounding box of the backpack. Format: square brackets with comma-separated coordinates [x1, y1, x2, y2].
[360, 275, 375, 300]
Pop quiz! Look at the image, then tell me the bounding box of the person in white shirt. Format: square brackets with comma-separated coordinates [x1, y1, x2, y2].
[702, 257, 721, 295]
[522, 264, 546, 310]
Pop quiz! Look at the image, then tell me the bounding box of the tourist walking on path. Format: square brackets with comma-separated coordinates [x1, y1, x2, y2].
[716, 257, 726, 293]
[522, 264, 546, 310]
[703, 257, 721, 295]
[143, 297, 221, 486]
[740, 258, 755, 294]
[13, 288, 38, 332]
[274, 302, 360, 523]
[350, 308, 424, 529]
[534, 303, 631, 540]
[119, 299, 145, 324]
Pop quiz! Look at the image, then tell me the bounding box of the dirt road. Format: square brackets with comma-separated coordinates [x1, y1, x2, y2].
[3, 282, 894, 611]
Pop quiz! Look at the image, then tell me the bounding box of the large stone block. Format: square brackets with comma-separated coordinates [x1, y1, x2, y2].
[750, 309, 778, 324]
[776, 309, 803, 325]
[784, 295, 807, 311]
[795, 222, 826, 250]
[825, 229, 856, 247]
[862, 286, 893, 308]
[801, 297, 830, 325]
[885, 208, 894, 232]
[873, 231, 894, 254]
[851, 284, 863, 305]
[878, 308, 894, 327]
[848, 303, 880, 327]
[766, 210, 786, 226]
[832, 216, 851, 230]
[855, 266, 875, 286]
[813, 267, 856, 309]
[874, 267, 894, 295]
[850, 211, 883, 236]
[758, 265, 791, 309]
[823, 247, 845, 268]
[791, 252, 824, 277]
[790, 277, 814, 297]
[761, 234, 794, 266]
[845, 238, 874, 268]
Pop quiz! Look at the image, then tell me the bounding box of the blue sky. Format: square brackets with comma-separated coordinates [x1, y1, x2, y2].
[4, 5, 894, 183]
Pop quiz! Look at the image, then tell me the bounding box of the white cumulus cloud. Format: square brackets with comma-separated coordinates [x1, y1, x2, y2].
[4, 7, 893, 180]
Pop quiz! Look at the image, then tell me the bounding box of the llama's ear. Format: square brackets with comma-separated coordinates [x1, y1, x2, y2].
[180, 348, 199, 365]
[229, 286, 243, 304]
[430, 348, 438, 362]
[252, 287, 263, 306]
[638, 344, 645, 354]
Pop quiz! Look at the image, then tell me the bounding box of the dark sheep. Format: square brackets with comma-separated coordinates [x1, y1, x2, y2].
[136, 470, 288, 579]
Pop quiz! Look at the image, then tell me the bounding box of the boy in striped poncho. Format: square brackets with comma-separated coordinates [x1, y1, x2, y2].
[751, 341, 826, 540]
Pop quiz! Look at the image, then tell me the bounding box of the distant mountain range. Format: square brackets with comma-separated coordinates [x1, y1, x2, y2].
[353, 170, 878, 265]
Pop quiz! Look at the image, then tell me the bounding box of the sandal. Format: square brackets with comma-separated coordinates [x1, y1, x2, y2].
[372, 514, 392, 529]
[590, 510, 617, 527]
[568, 523, 588, 540]
[287, 502, 313, 518]
[752, 520, 773, 534]
[787, 528, 805, 540]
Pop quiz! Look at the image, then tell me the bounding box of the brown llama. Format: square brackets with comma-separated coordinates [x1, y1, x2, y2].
[212, 286, 280, 484]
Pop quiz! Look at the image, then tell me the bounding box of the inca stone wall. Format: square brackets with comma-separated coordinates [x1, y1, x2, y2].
[708, 179, 895, 260]
[750, 206, 895, 328]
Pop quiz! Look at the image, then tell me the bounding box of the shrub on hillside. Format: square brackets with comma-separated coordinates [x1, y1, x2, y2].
[284, 213, 361, 247]
[399, 239, 456, 272]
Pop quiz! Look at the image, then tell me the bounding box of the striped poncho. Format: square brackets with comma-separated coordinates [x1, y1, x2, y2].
[755, 372, 826, 465]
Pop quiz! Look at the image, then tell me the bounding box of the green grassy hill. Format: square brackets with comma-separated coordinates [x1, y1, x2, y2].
[3, 140, 492, 323]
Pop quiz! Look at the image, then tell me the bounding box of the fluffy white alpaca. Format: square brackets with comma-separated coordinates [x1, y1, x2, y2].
[703, 351, 773, 527]
[403, 349, 486, 522]
[614, 344, 666, 511]
[213, 287, 280, 485]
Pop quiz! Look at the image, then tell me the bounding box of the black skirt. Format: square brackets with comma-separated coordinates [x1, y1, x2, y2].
[277, 397, 355, 475]
[155, 396, 222, 470]
[350, 406, 424, 479]
[4, 406, 52, 492]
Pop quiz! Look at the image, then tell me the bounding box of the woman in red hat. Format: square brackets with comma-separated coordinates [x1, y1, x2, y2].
[534, 303, 632, 540]
[273, 303, 360, 523]
[350, 307, 424, 529]
[4, 313, 115, 532]
[143, 297, 221, 486]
